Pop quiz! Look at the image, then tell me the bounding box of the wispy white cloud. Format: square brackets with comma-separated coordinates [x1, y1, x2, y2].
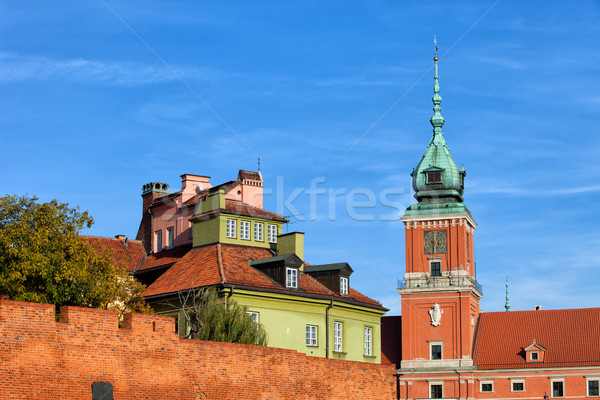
[0, 52, 221, 85]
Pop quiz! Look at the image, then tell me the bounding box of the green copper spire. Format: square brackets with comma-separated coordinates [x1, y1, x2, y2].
[430, 39, 445, 136]
[505, 276, 511, 312]
[404, 39, 469, 217]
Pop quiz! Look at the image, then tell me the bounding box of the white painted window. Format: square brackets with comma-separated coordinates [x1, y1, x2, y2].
[334, 321, 343, 352]
[430, 340, 443, 360]
[364, 326, 372, 356]
[429, 383, 443, 399]
[154, 230, 162, 252]
[240, 220, 250, 240]
[306, 325, 317, 346]
[267, 224, 277, 243]
[254, 222, 264, 242]
[340, 276, 348, 295]
[286, 268, 298, 288]
[246, 311, 259, 325]
[480, 381, 493, 393]
[226, 218, 236, 238]
[167, 227, 174, 249]
[511, 380, 525, 392]
[587, 378, 599, 397]
[552, 380, 564, 397]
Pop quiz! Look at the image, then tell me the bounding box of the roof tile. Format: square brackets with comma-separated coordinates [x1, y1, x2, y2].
[473, 308, 600, 369]
[84, 236, 146, 273]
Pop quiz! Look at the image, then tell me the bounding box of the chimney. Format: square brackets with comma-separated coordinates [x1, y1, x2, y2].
[181, 174, 212, 203]
[136, 182, 169, 253]
[277, 232, 304, 262]
[114, 235, 126, 240]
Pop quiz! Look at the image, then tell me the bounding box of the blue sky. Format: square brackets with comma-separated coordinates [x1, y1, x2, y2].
[2, 1, 599, 315]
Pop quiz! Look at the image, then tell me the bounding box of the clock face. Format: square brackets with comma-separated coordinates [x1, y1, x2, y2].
[424, 230, 447, 254]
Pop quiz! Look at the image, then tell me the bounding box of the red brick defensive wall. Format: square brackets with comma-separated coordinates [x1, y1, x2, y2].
[0, 300, 396, 399]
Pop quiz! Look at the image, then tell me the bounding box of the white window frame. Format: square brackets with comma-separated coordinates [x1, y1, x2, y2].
[267, 224, 277, 243]
[480, 381, 494, 393]
[429, 258, 442, 277]
[155, 230, 163, 252]
[240, 220, 250, 240]
[340, 276, 348, 295]
[510, 379, 525, 392]
[334, 321, 343, 352]
[306, 325, 317, 347]
[226, 218, 237, 238]
[286, 268, 298, 288]
[254, 222, 264, 242]
[551, 379, 565, 398]
[246, 311, 259, 325]
[429, 340, 443, 360]
[587, 377, 600, 397]
[364, 326, 372, 356]
[531, 351, 539, 361]
[429, 382, 444, 399]
[167, 227, 174, 249]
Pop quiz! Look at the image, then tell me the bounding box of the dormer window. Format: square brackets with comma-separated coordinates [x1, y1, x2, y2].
[286, 268, 298, 288]
[427, 171, 442, 184]
[340, 277, 348, 295]
[524, 339, 546, 362]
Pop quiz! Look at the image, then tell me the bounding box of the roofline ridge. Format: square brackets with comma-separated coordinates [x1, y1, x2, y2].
[217, 243, 226, 285]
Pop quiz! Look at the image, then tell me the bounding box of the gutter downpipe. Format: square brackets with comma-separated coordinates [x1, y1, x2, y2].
[325, 298, 334, 359]
[226, 286, 234, 308]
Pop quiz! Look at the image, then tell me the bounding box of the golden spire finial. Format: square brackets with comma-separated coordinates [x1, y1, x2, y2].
[434, 35, 438, 62]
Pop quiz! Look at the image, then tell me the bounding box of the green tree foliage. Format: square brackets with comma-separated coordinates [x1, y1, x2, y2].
[0, 194, 151, 314]
[181, 288, 268, 346]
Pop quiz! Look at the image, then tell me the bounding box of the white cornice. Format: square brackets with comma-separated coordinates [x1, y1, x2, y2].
[401, 212, 477, 228]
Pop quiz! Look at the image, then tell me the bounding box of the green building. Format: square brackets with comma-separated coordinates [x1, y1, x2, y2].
[132, 170, 387, 362]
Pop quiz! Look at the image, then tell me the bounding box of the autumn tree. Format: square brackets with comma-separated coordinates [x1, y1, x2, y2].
[179, 288, 268, 346]
[0, 194, 151, 313]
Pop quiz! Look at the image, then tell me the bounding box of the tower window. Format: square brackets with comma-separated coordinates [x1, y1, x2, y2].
[430, 261, 442, 277]
[427, 171, 442, 184]
[431, 344, 442, 360]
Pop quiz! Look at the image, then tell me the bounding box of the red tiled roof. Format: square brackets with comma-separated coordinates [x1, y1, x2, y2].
[134, 245, 192, 273]
[84, 236, 146, 273]
[224, 200, 287, 221]
[142, 243, 382, 309]
[473, 308, 600, 369]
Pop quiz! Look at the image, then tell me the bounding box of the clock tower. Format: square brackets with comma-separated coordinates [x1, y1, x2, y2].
[399, 50, 482, 372]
